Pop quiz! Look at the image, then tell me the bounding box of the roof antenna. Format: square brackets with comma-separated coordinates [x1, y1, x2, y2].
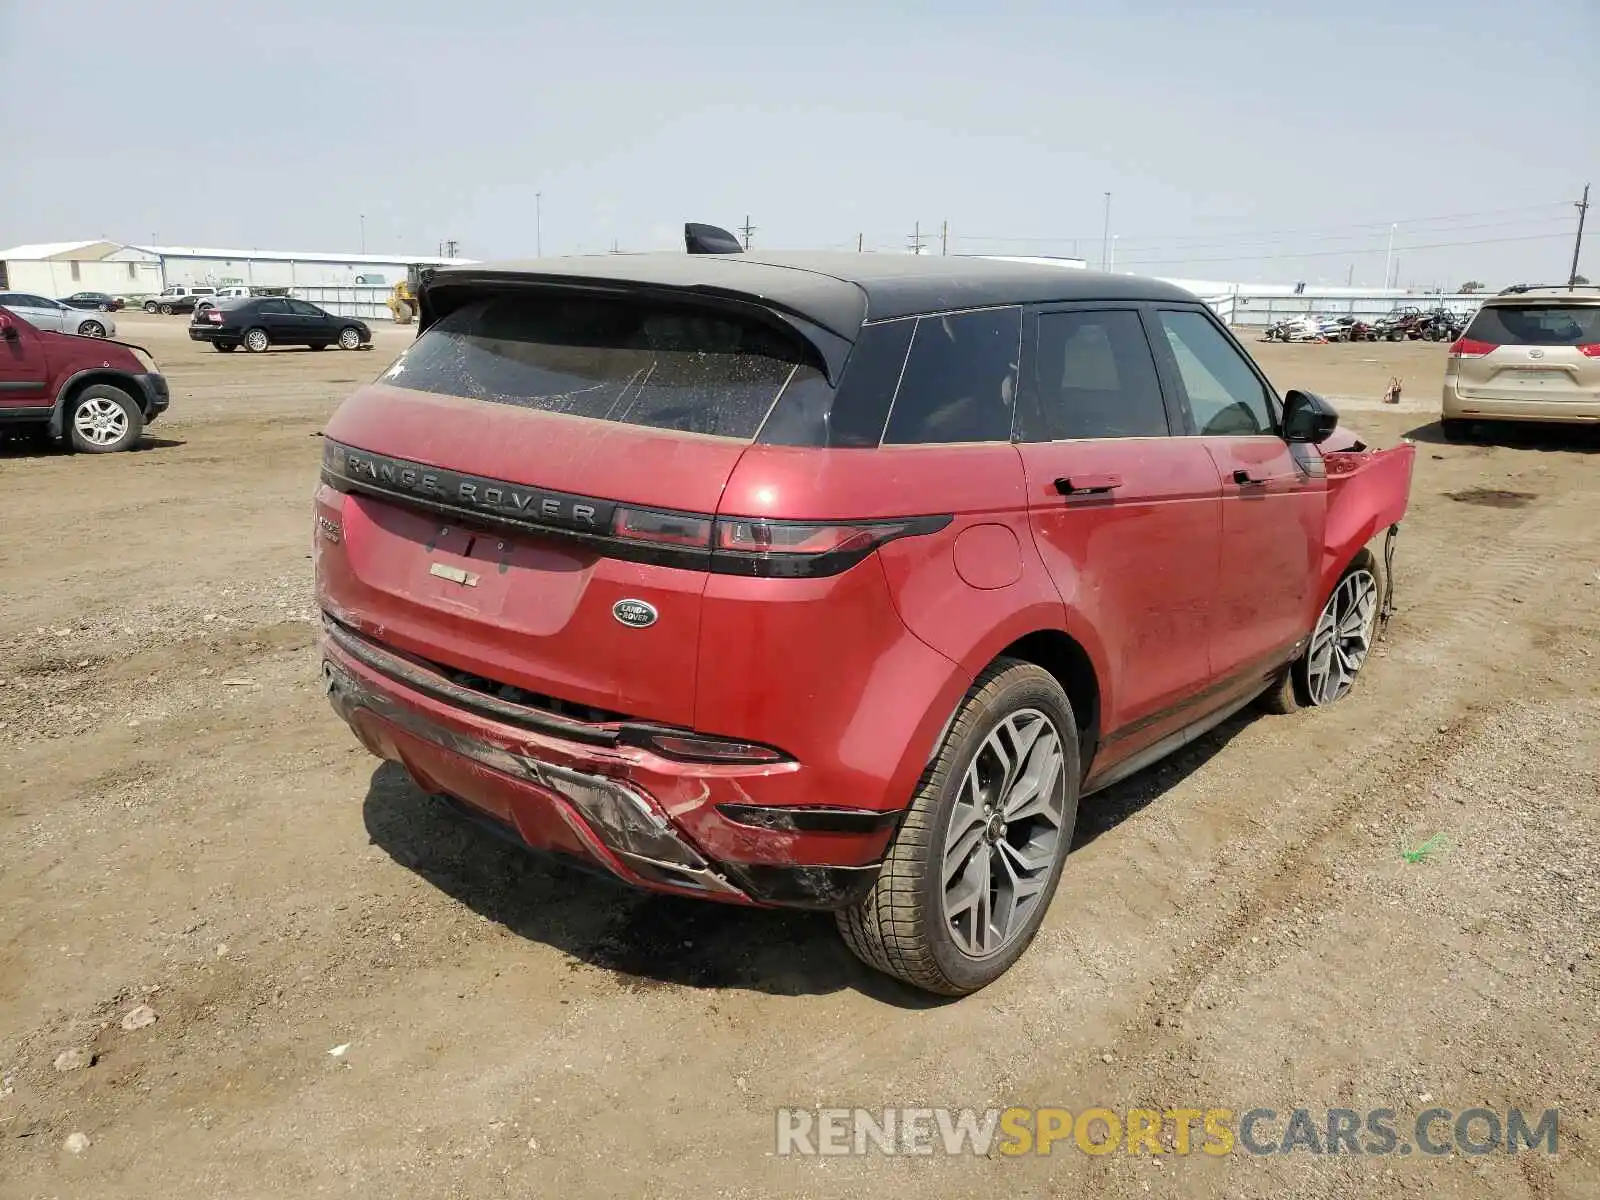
[685, 223, 744, 255]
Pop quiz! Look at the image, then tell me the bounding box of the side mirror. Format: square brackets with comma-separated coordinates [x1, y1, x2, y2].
[0, 314, 18, 340]
[1282, 389, 1339, 444]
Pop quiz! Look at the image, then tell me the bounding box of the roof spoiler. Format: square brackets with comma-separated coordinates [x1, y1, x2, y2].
[684, 223, 744, 255]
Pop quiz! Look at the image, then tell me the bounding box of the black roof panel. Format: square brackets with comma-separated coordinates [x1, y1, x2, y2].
[422, 251, 1200, 340]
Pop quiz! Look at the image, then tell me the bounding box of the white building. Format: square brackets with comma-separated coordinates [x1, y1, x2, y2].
[0, 241, 163, 297]
[133, 244, 470, 290]
[0, 239, 470, 300]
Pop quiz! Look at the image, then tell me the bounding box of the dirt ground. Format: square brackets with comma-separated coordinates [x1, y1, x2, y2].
[2, 314, 1597, 1199]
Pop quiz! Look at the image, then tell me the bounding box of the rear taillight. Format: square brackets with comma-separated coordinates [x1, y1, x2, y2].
[1579, 344, 1600, 358]
[1449, 338, 1497, 358]
[207, 310, 222, 324]
[612, 506, 713, 548]
[716, 519, 911, 556]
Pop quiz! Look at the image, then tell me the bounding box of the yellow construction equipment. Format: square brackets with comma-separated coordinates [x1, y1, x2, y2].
[386, 265, 430, 325]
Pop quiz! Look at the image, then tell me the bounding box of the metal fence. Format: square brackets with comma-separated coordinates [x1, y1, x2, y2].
[1202, 291, 1484, 327]
[294, 284, 394, 322]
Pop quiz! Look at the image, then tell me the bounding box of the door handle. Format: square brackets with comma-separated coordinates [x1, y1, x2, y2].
[1232, 469, 1268, 487]
[1054, 474, 1122, 497]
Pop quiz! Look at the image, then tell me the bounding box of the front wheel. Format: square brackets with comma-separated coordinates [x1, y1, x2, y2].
[243, 327, 271, 353]
[78, 320, 105, 338]
[838, 660, 1080, 996]
[1262, 560, 1384, 713]
[144, 301, 158, 313]
[68, 385, 144, 453]
[338, 327, 363, 350]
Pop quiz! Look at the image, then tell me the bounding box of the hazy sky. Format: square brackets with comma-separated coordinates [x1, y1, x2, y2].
[2, 0, 1594, 288]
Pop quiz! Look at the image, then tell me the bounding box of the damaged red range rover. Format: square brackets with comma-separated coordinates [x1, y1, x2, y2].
[315, 244, 1415, 995]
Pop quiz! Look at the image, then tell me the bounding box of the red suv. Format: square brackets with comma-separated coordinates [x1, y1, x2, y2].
[316, 249, 1415, 994]
[0, 306, 169, 452]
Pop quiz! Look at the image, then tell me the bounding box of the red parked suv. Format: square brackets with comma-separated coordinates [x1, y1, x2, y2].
[0, 305, 169, 452]
[316, 247, 1415, 994]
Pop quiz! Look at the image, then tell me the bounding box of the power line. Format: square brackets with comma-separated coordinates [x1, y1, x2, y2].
[1112, 230, 1573, 269]
[956, 200, 1573, 250]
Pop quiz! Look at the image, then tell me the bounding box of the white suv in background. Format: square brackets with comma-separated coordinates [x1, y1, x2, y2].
[143, 285, 218, 315]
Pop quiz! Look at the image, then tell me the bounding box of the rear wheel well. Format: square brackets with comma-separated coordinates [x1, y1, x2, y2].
[996, 630, 1101, 761]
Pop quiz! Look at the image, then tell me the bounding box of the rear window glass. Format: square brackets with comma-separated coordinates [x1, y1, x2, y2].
[385, 294, 809, 439]
[883, 307, 1020, 444]
[1466, 304, 1600, 346]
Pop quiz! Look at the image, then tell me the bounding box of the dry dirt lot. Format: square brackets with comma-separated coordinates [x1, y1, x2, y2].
[2, 314, 1597, 1199]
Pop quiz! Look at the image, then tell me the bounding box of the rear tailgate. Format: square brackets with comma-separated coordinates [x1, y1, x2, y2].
[1451, 302, 1600, 402]
[316, 289, 817, 729]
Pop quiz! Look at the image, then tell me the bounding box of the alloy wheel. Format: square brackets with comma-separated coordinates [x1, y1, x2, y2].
[80, 321, 104, 337]
[74, 397, 129, 447]
[940, 708, 1068, 959]
[339, 328, 361, 349]
[246, 330, 269, 352]
[1305, 569, 1379, 706]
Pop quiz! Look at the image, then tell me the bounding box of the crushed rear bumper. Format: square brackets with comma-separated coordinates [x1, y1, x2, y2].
[321, 629, 887, 910]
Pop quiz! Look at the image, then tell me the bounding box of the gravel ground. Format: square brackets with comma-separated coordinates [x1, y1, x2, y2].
[1, 314, 1596, 1199]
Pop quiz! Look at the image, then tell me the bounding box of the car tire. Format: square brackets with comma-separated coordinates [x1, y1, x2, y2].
[99, 303, 112, 312]
[67, 384, 144, 454]
[143, 301, 158, 314]
[243, 328, 271, 353]
[338, 327, 363, 350]
[159, 303, 174, 315]
[78, 320, 105, 338]
[1264, 557, 1387, 715]
[837, 659, 1080, 996]
[1440, 418, 1472, 442]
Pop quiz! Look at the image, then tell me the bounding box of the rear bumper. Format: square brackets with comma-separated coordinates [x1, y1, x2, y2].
[1443, 383, 1600, 423]
[321, 624, 891, 910]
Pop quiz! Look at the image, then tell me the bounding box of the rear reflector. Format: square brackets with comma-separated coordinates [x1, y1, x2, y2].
[645, 732, 788, 764]
[1449, 338, 1497, 358]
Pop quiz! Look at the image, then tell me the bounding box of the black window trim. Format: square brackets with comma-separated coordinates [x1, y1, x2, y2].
[1146, 303, 1284, 439]
[1016, 300, 1184, 443]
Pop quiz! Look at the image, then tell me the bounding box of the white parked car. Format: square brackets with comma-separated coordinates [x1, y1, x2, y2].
[0, 291, 117, 337]
[143, 285, 218, 315]
[195, 286, 253, 312]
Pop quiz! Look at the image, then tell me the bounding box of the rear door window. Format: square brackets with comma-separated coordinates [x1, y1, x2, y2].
[1156, 309, 1278, 437]
[1027, 309, 1170, 440]
[1465, 304, 1600, 346]
[387, 293, 811, 439]
[882, 307, 1021, 444]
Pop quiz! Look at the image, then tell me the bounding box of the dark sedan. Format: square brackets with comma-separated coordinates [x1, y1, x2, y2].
[61, 292, 125, 312]
[189, 297, 373, 353]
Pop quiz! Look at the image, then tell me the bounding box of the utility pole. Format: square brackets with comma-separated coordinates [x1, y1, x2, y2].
[536, 192, 543, 257]
[444, 239, 459, 258]
[941, 220, 948, 256]
[1383, 223, 1397, 289]
[857, 232, 863, 253]
[1569, 183, 1590, 288]
[908, 221, 927, 255]
[1346, 262, 1354, 286]
[739, 215, 756, 250]
[359, 214, 366, 254]
[1101, 192, 1111, 270]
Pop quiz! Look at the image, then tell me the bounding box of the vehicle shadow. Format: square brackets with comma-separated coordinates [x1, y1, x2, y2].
[1404, 418, 1600, 453]
[1071, 709, 1256, 848]
[361, 762, 946, 1006]
[0, 434, 185, 458]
